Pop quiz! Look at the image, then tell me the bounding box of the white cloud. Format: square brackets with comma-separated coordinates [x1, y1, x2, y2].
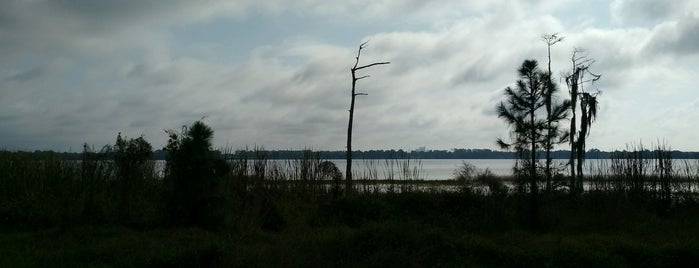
[0, 0, 697, 151]
[611, 0, 697, 26]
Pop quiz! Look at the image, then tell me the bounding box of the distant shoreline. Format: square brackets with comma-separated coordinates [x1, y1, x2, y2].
[6, 149, 699, 160]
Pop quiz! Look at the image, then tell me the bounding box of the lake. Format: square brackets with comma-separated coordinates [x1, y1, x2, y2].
[155, 159, 699, 180]
[327, 159, 515, 180]
[326, 159, 699, 180]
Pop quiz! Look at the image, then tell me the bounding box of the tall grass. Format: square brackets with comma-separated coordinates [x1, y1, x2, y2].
[586, 142, 699, 204]
[4, 145, 699, 267]
[226, 149, 426, 194]
[2, 141, 699, 230]
[0, 146, 161, 228]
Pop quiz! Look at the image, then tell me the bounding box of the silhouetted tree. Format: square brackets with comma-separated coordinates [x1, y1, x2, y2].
[565, 49, 601, 193]
[497, 59, 548, 225]
[346, 41, 390, 194]
[164, 121, 229, 227]
[113, 133, 153, 223]
[541, 33, 569, 191]
[576, 92, 599, 178]
[318, 161, 343, 196]
[79, 143, 111, 223]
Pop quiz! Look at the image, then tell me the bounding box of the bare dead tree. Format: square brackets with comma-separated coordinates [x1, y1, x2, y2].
[346, 41, 390, 194]
[576, 91, 600, 179]
[565, 48, 601, 193]
[541, 33, 565, 191]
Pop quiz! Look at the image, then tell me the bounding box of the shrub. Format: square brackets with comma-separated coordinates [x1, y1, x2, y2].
[454, 161, 477, 183]
[477, 168, 507, 196]
[164, 121, 229, 228]
[112, 133, 156, 225]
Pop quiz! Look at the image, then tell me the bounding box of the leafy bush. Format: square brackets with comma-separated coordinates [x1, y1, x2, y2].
[164, 121, 229, 228]
[453, 161, 477, 182]
[112, 133, 157, 225]
[477, 168, 508, 196]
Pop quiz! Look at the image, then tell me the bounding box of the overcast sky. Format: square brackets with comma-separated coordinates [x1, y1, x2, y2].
[1, 0, 698, 152]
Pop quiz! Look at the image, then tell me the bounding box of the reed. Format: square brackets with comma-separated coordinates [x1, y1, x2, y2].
[4, 145, 699, 267]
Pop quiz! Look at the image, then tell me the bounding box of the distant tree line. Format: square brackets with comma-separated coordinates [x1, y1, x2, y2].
[13, 148, 699, 160]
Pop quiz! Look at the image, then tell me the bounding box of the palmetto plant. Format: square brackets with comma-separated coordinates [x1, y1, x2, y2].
[165, 121, 228, 227]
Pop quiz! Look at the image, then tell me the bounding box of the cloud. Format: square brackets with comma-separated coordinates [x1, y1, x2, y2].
[0, 0, 697, 151]
[5, 66, 46, 82]
[645, 11, 699, 56]
[611, 0, 694, 26]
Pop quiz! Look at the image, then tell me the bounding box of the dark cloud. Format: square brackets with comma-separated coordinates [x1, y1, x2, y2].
[6, 66, 46, 82]
[646, 12, 699, 55]
[611, 0, 687, 25]
[451, 56, 512, 85]
[126, 62, 184, 86]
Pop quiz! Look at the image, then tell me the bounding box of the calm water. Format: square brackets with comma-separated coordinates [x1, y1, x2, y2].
[156, 159, 699, 180]
[327, 159, 699, 180]
[328, 159, 516, 180]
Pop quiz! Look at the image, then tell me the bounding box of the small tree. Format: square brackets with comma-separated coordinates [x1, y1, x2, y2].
[113, 133, 153, 223]
[346, 41, 390, 194]
[497, 60, 547, 180]
[164, 121, 229, 227]
[497, 59, 547, 225]
[497, 58, 569, 225]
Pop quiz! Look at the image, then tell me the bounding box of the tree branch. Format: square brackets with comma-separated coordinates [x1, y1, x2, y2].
[541, 33, 565, 46]
[355, 62, 391, 71]
[353, 40, 370, 69]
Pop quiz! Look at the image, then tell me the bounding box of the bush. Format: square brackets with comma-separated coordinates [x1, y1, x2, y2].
[477, 168, 507, 196]
[454, 161, 477, 182]
[164, 121, 229, 228]
[113, 134, 155, 224]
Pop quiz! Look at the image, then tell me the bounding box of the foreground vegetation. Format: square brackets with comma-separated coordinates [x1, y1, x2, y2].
[2, 122, 699, 267]
[2, 189, 699, 267]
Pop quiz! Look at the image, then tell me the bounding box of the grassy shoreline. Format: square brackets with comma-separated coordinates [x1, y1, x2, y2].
[2, 191, 699, 267]
[3, 149, 699, 267]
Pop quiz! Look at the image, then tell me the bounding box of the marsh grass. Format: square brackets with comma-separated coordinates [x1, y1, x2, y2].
[583, 143, 699, 206]
[4, 144, 699, 266]
[0, 145, 167, 229]
[3, 145, 698, 229]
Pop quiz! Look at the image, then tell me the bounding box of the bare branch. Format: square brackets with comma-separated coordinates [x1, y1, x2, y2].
[355, 61, 391, 71]
[359, 40, 369, 49]
[354, 93, 368, 96]
[580, 77, 600, 84]
[356, 75, 370, 80]
[353, 40, 370, 69]
[542, 33, 565, 46]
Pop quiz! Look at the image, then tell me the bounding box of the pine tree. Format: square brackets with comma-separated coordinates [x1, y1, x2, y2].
[497, 59, 570, 226]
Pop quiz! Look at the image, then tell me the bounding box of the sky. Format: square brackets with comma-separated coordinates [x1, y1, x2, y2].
[1, 0, 698, 152]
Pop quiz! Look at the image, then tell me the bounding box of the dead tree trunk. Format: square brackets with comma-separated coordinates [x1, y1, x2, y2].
[346, 41, 389, 195]
[566, 49, 601, 194]
[566, 50, 584, 191]
[542, 33, 564, 192]
[576, 92, 598, 186]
